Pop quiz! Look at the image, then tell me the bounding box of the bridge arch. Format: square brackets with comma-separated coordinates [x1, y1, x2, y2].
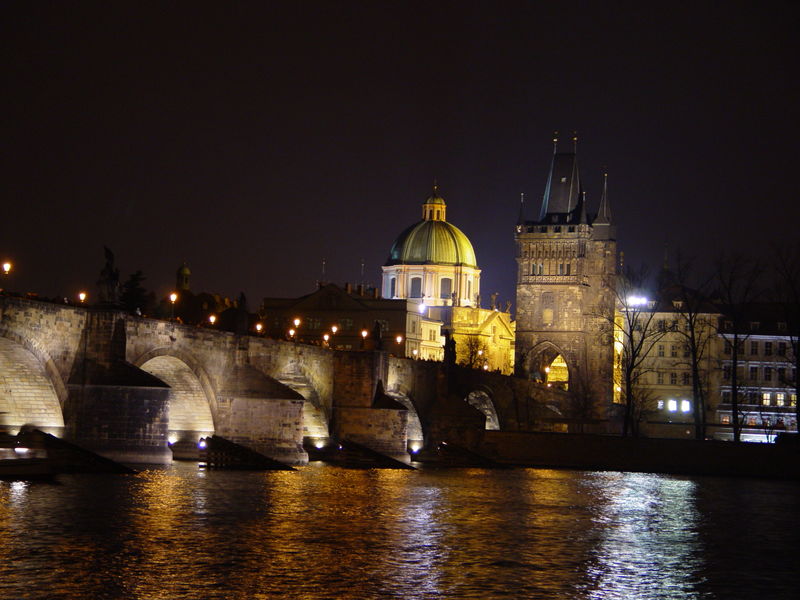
[0, 334, 65, 435]
[384, 386, 424, 452]
[132, 348, 216, 443]
[464, 384, 501, 430]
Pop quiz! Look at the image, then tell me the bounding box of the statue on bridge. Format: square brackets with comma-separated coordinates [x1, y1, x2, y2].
[96, 246, 121, 305]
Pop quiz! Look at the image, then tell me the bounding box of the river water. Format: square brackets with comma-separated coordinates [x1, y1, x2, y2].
[1, 463, 798, 599]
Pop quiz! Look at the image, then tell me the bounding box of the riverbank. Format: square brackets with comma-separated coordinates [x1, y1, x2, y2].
[471, 431, 800, 480]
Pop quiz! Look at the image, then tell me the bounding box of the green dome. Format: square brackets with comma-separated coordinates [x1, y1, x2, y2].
[386, 220, 478, 267]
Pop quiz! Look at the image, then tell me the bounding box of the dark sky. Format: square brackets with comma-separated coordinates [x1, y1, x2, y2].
[2, 1, 798, 310]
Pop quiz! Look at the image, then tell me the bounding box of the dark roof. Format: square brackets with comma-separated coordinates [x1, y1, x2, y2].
[539, 152, 581, 219]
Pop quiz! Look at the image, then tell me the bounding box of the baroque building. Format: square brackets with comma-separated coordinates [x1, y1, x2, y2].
[514, 136, 617, 408]
[383, 185, 515, 373]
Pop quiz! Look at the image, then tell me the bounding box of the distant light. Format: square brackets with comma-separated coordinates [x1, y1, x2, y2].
[314, 439, 325, 449]
[331, 325, 338, 334]
[323, 333, 330, 342]
[412, 349, 418, 357]
[627, 295, 648, 306]
[78, 291, 87, 303]
[483, 364, 489, 371]
[293, 318, 301, 327]
[2, 262, 11, 275]
[410, 442, 422, 453]
[478, 349, 483, 356]
[544, 366, 550, 373]
[396, 335, 403, 344]
[289, 328, 296, 337]
[361, 329, 368, 338]
[208, 314, 216, 325]
[13, 447, 29, 455]
[255, 322, 263, 332]
[198, 439, 207, 449]
[168, 435, 178, 445]
[418, 303, 426, 314]
[169, 292, 178, 303]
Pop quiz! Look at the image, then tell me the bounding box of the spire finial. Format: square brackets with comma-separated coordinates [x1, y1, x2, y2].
[552, 130, 559, 153]
[572, 130, 578, 153]
[433, 177, 438, 195]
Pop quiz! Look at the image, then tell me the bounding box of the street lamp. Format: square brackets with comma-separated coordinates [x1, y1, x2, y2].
[412, 349, 418, 359]
[169, 292, 177, 320]
[396, 335, 403, 344]
[255, 322, 263, 333]
[361, 329, 368, 339]
[293, 318, 301, 328]
[331, 325, 338, 334]
[288, 328, 296, 338]
[208, 314, 216, 325]
[2, 262, 11, 276]
[78, 292, 87, 303]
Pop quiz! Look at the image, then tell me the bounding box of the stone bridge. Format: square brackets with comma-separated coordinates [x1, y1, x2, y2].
[1, 296, 571, 464]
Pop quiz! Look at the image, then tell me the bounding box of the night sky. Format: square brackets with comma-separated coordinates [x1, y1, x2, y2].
[2, 1, 798, 311]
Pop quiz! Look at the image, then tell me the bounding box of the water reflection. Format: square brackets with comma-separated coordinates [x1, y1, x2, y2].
[580, 473, 704, 599]
[1, 466, 797, 599]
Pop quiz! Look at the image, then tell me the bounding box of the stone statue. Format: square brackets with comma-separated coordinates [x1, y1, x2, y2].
[490, 292, 498, 310]
[97, 246, 120, 305]
[372, 320, 384, 350]
[443, 330, 456, 366]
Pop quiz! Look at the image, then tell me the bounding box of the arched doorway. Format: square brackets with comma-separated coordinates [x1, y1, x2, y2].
[0, 337, 64, 436]
[139, 355, 215, 444]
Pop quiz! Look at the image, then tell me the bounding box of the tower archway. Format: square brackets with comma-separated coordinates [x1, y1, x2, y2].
[528, 343, 571, 390]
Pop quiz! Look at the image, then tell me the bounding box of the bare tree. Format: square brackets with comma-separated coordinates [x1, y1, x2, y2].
[772, 242, 800, 433]
[712, 253, 763, 442]
[669, 254, 719, 440]
[602, 264, 666, 437]
[459, 334, 489, 369]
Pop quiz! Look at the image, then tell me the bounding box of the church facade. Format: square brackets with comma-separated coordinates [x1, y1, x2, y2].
[382, 186, 515, 373]
[514, 136, 618, 412]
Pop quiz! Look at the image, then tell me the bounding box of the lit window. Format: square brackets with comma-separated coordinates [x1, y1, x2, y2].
[657, 345, 664, 357]
[721, 415, 731, 425]
[776, 393, 785, 407]
[657, 400, 664, 410]
[681, 400, 691, 413]
[670, 372, 677, 385]
[762, 393, 771, 406]
[667, 399, 677, 412]
[657, 372, 665, 385]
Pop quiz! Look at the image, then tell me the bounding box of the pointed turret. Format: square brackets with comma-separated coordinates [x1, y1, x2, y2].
[592, 172, 616, 240]
[578, 191, 588, 224]
[517, 192, 525, 225]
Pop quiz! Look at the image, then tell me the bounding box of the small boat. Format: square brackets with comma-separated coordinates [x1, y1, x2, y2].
[0, 445, 55, 481]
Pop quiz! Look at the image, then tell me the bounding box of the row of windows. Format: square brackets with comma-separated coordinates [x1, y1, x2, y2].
[721, 391, 797, 406]
[721, 414, 796, 428]
[655, 371, 692, 385]
[722, 365, 796, 382]
[724, 340, 788, 356]
[657, 344, 690, 358]
[528, 263, 572, 275]
[656, 399, 692, 413]
[722, 321, 789, 332]
[391, 276, 472, 300]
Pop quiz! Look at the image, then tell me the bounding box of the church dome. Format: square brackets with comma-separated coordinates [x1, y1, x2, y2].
[386, 219, 478, 267]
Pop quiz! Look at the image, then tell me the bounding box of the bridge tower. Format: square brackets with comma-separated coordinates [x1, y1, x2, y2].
[514, 134, 617, 414]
